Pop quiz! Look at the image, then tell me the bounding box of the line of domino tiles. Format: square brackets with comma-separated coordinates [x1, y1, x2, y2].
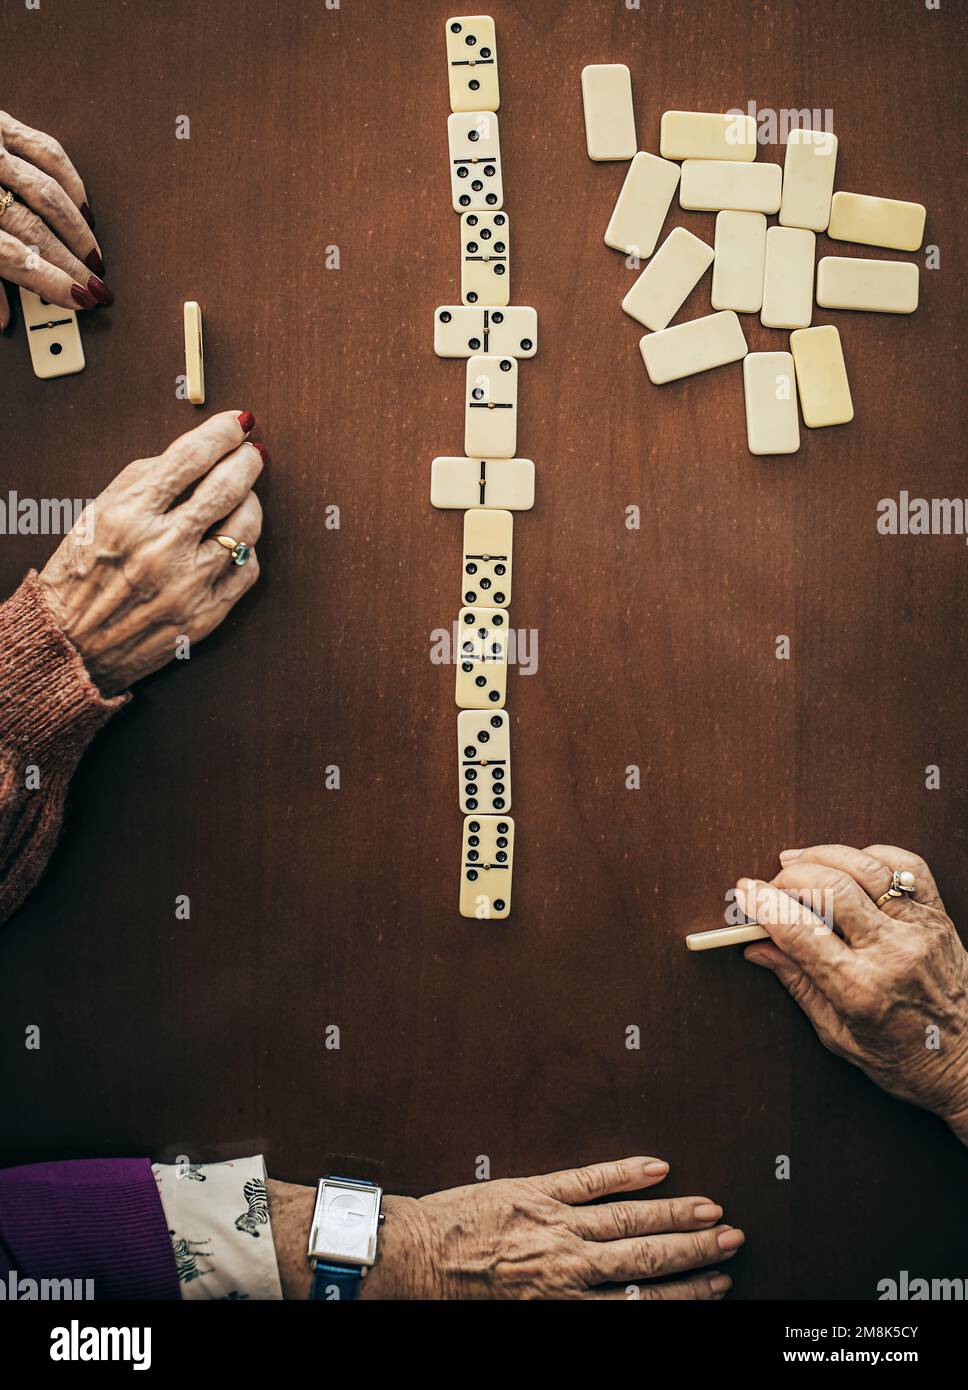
[436, 15, 539, 921]
[580, 66, 927, 459]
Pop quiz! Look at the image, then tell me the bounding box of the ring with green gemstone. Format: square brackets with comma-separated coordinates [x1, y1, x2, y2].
[214, 533, 252, 567]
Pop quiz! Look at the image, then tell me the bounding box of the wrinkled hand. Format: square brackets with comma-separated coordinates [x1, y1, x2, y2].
[739, 844, 968, 1142]
[362, 1157, 743, 1300]
[0, 110, 112, 326]
[39, 411, 265, 696]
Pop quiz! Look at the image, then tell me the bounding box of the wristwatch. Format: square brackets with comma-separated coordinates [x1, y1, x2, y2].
[307, 1176, 384, 1300]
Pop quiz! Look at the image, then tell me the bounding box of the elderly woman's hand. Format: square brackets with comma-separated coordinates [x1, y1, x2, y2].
[38, 411, 265, 696]
[0, 109, 111, 326]
[360, 1157, 742, 1301]
[738, 844, 968, 1143]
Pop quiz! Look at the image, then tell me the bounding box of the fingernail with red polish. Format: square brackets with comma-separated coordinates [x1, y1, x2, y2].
[80, 202, 95, 229]
[87, 274, 113, 307]
[71, 283, 97, 310]
[237, 411, 256, 433]
[251, 443, 269, 463]
[84, 247, 104, 277]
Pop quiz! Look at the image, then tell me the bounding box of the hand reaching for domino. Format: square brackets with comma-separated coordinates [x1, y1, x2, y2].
[0, 109, 112, 329]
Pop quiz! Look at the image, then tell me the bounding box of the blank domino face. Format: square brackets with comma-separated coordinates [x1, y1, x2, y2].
[434, 306, 537, 359]
[448, 111, 503, 211]
[464, 354, 517, 457]
[622, 227, 714, 332]
[445, 15, 499, 113]
[789, 326, 853, 428]
[827, 191, 925, 252]
[455, 605, 508, 709]
[760, 227, 815, 329]
[431, 456, 535, 510]
[679, 160, 781, 213]
[460, 815, 514, 918]
[660, 110, 757, 162]
[639, 310, 748, 385]
[458, 711, 511, 814]
[816, 257, 918, 314]
[19, 288, 85, 379]
[183, 300, 205, 404]
[604, 151, 680, 257]
[743, 352, 800, 456]
[712, 211, 767, 313]
[779, 128, 838, 232]
[462, 507, 512, 607]
[580, 64, 636, 161]
[461, 211, 509, 305]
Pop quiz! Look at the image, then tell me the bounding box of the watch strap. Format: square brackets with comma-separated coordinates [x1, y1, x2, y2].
[310, 1261, 363, 1302]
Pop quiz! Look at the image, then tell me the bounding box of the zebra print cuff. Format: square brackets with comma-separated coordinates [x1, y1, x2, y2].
[152, 1156, 282, 1301]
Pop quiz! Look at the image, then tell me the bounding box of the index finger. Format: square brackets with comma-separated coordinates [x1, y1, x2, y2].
[531, 1157, 670, 1205]
[735, 877, 854, 995]
[152, 410, 257, 504]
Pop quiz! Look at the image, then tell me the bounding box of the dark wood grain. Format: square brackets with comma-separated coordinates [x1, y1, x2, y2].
[0, 0, 965, 1298]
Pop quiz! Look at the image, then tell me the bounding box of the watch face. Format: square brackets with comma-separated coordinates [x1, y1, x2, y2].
[311, 1182, 381, 1264]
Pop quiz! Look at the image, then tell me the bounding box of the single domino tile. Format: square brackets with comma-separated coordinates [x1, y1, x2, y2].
[790, 325, 854, 428]
[604, 150, 680, 258]
[760, 226, 815, 330]
[743, 351, 800, 456]
[461, 211, 509, 306]
[464, 354, 517, 458]
[659, 110, 757, 162]
[815, 256, 918, 314]
[639, 310, 748, 385]
[455, 604, 508, 709]
[462, 507, 512, 607]
[580, 64, 636, 161]
[434, 306, 537, 358]
[686, 923, 770, 951]
[445, 15, 499, 113]
[622, 227, 714, 332]
[448, 111, 503, 212]
[779, 128, 838, 232]
[431, 456, 535, 510]
[711, 211, 767, 313]
[458, 710, 511, 814]
[827, 191, 925, 252]
[679, 159, 781, 214]
[183, 300, 205, 404]
[19, 288, 85, 379]
[460, 814, 514, 918]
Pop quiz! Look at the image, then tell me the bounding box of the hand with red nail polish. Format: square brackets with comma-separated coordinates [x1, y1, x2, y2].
[38, 411, 264, 695]
[0, 108, 110, 332]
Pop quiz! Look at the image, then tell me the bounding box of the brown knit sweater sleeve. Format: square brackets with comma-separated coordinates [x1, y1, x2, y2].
[0, 571, 129, 925]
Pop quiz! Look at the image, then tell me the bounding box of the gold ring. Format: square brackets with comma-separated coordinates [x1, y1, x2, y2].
[213, 533, 252, 567]
[875, 867, 917, 909]
[0, 189, 14, 219]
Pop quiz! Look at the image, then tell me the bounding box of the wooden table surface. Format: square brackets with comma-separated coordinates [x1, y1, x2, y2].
[1, 0, 965, 1299]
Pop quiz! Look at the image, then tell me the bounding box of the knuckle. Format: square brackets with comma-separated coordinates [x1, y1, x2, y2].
[634, 1241, 659, 1277]
[603, 1202, 637, 1240]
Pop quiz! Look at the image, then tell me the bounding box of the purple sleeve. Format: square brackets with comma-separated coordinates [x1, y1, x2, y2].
[0, 1158, 180, 1300]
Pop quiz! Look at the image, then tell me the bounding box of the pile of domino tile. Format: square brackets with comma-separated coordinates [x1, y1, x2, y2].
[581, 65, 925, 456]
